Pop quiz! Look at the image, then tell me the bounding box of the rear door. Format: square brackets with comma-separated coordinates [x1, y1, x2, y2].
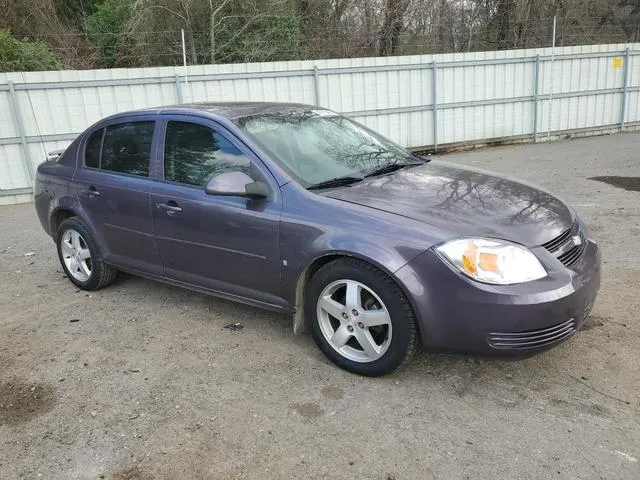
[150, 116, 283, 306]
[74, 118, 162, 275]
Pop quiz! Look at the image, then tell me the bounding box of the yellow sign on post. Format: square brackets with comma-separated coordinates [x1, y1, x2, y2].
[613, 57, 624, 69]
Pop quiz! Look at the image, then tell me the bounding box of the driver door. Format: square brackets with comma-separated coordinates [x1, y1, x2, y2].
[150, 117, 284, 307]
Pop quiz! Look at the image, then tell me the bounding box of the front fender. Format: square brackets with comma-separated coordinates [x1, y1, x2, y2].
[281, 222, 430, 307]
[309, 234, 418, 275]
[278, 182, 445, 334]
[287, 242, 426, 335]
[280, 183, 438, 306]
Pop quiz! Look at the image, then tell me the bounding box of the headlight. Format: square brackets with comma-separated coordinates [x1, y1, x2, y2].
[435, 238, 547, 285]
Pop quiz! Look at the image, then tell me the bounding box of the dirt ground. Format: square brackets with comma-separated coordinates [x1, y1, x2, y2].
[1, 133, 639, 480]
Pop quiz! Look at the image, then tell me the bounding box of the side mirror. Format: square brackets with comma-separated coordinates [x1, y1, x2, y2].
[204, 171, 269, 200]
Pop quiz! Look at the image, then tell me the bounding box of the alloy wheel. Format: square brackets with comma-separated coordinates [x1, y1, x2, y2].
[60, 229, 93, 282]
[316, 279, 392, 363]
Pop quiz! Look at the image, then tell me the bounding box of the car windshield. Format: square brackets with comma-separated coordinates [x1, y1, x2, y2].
[237, 109, 419, 187]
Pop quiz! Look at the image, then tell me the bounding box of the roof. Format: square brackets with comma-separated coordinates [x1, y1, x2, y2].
[97, 102, 328, 126]
[161, 101, 320, 120]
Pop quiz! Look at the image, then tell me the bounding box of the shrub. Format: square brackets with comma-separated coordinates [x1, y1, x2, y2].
[0, 29, 61, 72]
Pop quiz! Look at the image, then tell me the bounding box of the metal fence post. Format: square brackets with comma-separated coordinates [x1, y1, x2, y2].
[432, 61, 438, 153]
[620, 48, 630, 130]
[7, 80, 34, 185]
[313, 65, 321, 106]
[533, 55, 540, 142]
[174, 74, 183, 103]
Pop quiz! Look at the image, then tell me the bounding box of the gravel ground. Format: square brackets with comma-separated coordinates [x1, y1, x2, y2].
[1, 133, 639, 480]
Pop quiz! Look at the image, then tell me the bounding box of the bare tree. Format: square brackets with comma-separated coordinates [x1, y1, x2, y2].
[378, 0, 409, 55]
[620, 0, 640, 41]
[2, 0, 639, 71]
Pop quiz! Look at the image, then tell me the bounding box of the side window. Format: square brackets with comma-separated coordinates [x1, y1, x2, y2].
[164, 121, 251, 187]
[85, 129, 103, 168]
[101, 121, 154, 177]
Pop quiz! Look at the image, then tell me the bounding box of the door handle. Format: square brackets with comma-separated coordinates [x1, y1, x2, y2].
[81, 186, 100, 198]
[156, 201, 183, 216]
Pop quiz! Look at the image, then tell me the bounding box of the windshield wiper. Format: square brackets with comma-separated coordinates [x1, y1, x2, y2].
[364, 160, 424, 178]
[307, 175, 364, 190]
[410, 152, 431, 163]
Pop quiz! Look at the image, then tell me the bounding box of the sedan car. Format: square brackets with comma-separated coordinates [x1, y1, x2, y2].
[35, 102, 601, 376]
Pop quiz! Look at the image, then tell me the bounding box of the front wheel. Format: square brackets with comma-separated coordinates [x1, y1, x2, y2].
[306, 258, 418, 376]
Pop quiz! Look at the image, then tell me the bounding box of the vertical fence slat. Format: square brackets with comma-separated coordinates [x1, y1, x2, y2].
[432, 61, 438, 153]
[174, 74, 183, 104]
[313, 65, 320, 106]
[7, 80, 34, 185]
[533, 55, 540, 142]
[620, 48, 630, 130]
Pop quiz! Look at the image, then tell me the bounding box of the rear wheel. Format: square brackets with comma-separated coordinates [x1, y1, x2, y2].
[306, 258, 417, 376]
[56, 217, 116, 291]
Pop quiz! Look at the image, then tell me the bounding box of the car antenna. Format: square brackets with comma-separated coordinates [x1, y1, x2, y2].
[19, 70, 50, 166]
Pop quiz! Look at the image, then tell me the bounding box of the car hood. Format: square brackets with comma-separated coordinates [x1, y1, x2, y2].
[322, 161, 574, 247]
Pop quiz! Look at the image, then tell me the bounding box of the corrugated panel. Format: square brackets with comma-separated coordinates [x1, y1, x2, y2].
[440, 102, 535, 144]
[0, 144, 27, 189]
[0, 91, 18, 138]
[0, 193, 32, 207]
[1, 43, 640, 204]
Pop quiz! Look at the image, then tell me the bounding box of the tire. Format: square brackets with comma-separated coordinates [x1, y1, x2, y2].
[55, 217, 116, 291]
[306, 258, 417, 376]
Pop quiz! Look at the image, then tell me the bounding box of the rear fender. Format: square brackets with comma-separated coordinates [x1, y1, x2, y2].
[49, 196, 105, 257]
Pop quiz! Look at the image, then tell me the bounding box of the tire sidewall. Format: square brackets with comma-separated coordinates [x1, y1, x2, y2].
[306, 260, 414, 376]
[56, 218, 102, 290]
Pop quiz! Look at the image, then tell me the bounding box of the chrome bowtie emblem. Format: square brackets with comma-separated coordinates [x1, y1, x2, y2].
[571, 235, 582, 247]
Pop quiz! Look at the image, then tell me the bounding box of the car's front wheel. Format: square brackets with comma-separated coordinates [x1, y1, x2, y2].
[306, 258, 418, 376]
[56, 217, 116, 291]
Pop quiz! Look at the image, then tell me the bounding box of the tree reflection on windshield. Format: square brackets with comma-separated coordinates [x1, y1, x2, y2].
[238, 109, 410, 186]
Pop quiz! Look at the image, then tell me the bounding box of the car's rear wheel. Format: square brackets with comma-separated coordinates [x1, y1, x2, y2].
[306, 258, 417, 376]
[56, 217, 116, 291]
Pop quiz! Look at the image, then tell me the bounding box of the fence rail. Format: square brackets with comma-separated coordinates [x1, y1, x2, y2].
[2, 43, 640, 204]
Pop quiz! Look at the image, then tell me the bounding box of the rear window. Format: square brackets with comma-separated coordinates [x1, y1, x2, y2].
[84, 121, 155, 177]
[84, 129, 103, 168]
[102, 122, 154, 176]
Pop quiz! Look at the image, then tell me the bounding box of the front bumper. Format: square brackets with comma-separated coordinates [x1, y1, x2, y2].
[394, 237, 601, 357]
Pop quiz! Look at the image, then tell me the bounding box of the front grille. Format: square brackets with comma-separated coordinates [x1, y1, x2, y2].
[541, 223, 587, 269]
[558, 243, 584, 267]
[541, 227, 574, 252]
[488, 319, 577, 350]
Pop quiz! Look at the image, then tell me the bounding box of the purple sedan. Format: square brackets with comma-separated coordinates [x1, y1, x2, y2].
[34, 103, 601, 376]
